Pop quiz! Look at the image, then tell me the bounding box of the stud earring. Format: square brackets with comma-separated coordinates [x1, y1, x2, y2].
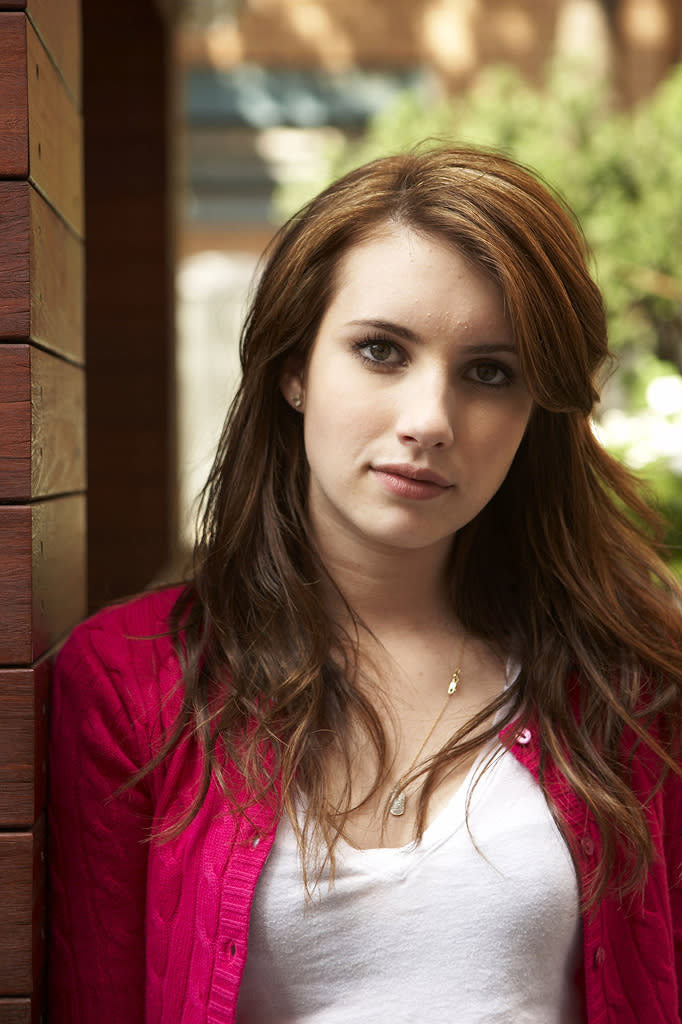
[292, 393, 303, 409]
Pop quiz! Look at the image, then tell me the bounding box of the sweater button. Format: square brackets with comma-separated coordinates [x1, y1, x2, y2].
[580, 836, 595, 856]
[593, 946, 606, 968]
[516, 727, 532, 746]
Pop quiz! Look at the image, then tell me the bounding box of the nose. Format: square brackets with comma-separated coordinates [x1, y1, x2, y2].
[395, 371, 454, 449]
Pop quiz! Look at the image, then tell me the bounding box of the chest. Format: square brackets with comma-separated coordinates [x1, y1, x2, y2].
[237, 747, 584, 1024]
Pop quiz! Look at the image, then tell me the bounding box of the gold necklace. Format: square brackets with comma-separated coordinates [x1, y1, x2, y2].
[387, 637, 466, 818]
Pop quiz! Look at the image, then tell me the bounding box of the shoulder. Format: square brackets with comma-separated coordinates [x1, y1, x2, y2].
[59, 583, 183, 653]
[53, 585, 188, 742]
[56, 584, 184, 670]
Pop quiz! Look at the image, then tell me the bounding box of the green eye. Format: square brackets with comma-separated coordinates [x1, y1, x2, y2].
[368, 342, 393, 361]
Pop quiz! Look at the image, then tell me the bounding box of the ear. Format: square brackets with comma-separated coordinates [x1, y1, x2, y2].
[280, 361, 305, 412]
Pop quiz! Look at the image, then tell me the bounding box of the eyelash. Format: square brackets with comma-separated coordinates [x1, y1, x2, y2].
[352, 336, 406, 369]
[351, 336, 513, 388]
[467, 363, 512, 388]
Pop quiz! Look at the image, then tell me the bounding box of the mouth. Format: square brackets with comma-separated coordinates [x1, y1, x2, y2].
[372, 463, 453, 488]
[370, 463, 454, 500]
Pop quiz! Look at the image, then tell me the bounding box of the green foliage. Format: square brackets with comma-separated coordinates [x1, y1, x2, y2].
[276, 59, 682, 570]
[282, 60, 682, 367]
[639, 460, 682, 578]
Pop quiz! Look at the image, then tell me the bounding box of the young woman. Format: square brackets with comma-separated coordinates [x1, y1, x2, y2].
[48, 146, 682, 1023]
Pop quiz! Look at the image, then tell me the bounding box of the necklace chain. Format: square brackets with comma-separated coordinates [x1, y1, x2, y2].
[387, 635, 466, 817]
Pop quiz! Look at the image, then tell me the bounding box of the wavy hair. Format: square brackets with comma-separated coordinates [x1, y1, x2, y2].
[163, 145, 682, 905]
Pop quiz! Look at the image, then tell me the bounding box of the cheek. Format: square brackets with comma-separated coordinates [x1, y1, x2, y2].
[304, 370, 393, 449]
[464, 400, 532, 455]
[304, 401, 386, 467]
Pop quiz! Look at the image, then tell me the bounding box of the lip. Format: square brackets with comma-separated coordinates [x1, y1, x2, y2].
[371, 463, 453, 500]
[372, 463, 453, 487]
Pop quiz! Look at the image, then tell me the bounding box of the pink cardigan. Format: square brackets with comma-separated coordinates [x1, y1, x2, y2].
[48, 587, 682, 1023]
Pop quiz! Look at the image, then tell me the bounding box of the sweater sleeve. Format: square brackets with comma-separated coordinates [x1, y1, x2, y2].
[664, 763, 682, 1020]
[48, 619, 160, 1024]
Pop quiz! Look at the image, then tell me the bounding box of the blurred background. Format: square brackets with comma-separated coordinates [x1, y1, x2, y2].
[176, 0, 682, 573]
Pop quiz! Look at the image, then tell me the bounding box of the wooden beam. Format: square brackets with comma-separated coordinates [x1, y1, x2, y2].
[27, 19, 83, 234]
[0, 819, 45, 995]
[0, 999, 32, 1024]
[0, 661, 48, 826]
[30, 185, 85, 361]
[0, 13, 28, 176]
[0, 19, 83, 236]
[0, 496, 86, 665]
[30, 347, 86, 498]
[0, 345, 30, 498]
[0, 182, 30, 339]
[26, 0, 81, 106]
[0, 182, 84, 357]
[0, 345, 85, 501]
[0, 506, 31, 662]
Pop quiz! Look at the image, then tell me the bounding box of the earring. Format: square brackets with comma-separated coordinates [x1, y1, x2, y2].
[292, 393, 303, 409]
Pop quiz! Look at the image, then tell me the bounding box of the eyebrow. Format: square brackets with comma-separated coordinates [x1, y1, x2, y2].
[347, 318, 420, 342]
[459, 343, 519, 355]
[346, 318, 518, 354]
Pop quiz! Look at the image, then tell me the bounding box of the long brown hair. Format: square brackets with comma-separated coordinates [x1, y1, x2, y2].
[165, 145, 682, 904]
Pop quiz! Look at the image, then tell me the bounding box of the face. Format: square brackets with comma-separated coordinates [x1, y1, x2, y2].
[282, 223, 534, 564]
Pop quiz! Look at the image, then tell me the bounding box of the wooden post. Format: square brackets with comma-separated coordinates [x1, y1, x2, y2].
[82, 0, 177, 611]
[1, 1, 176, 1016]
[0, 2, 85, 1022]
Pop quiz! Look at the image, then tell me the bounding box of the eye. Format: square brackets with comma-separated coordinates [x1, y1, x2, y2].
[466, 362, 511, 387]
[354, 337, 405, 367]
[366, 341, 394, 362]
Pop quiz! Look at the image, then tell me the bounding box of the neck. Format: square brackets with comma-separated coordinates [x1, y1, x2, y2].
[315, 535, 457, 636]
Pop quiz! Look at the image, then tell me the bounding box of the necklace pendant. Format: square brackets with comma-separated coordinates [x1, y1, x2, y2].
[389, 788, 406, 816]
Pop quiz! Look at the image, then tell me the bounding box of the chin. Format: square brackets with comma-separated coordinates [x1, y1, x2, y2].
[359, 522, 458, 553]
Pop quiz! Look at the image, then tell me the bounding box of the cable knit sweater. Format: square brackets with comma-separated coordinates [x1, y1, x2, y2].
[48, 587, 682, 1023]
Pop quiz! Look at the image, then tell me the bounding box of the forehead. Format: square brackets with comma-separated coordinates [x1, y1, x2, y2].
[333, 221, 495, 290]
[311, 222, 512, 352]
[328, 223, 506, 317]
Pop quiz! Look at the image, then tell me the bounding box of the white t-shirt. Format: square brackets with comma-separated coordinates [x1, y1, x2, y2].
[237, 742, 583, 1023]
